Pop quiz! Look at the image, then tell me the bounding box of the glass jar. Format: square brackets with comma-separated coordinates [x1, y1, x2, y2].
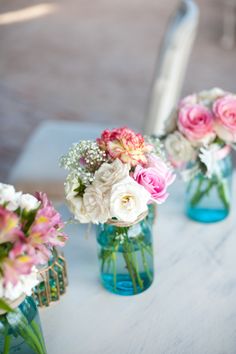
[0, 296, 47, 354]
[147, 203, 156, 227]
[96, 217, 154, 296]
[186, 150, 232, 223]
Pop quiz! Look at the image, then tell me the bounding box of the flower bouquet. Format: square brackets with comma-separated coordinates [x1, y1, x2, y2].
[163, 88, 235, 223]
[60, 127, 175, 295]
[0, 183, 67, 354]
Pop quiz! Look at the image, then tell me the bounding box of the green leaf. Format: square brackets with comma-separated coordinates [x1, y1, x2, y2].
[217, 181, 230, 210]
[74, 178, 86, 197]
[0, 299, 14, 313]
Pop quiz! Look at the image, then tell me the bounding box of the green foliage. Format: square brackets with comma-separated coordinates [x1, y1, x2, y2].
[73, 178, 86, 197]
[0, 299, 13, 313]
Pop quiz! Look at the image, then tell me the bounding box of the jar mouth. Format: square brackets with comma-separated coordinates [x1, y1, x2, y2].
[106, 210, 148, 228]
[0, 294, 26, 315]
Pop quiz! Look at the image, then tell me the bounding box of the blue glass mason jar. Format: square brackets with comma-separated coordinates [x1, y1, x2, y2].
[186, 148, 232, 223]
[96, 217, 154, 296]
[147, 204, 156, 227]
[0, 296, 47, 354]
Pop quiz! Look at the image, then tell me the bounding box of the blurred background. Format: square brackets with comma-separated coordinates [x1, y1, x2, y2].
[0, 0, 235, 182]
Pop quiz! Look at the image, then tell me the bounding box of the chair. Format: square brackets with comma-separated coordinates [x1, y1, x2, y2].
[8, 1, 199, 200]
[144, 0, 199, 136]
[221, 0, 236, 49]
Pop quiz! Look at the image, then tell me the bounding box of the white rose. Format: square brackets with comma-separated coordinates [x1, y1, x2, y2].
[65, 173, 80, 200]
[213, 124, 235, 143]
[94, 159, 130, 191]
[198, 87, 225, 105]
[165, 131, 195, 163]
[110, 177, 150, 223]
[19, 194, 41, 211]
[67, 196, 91, 223]
[83, 183, 110, 224]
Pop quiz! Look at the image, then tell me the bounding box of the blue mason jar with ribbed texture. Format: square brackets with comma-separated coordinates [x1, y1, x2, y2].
[96, 217, 154, 296]
[0, 296, 47, 354]
[186, 151, 232, 223]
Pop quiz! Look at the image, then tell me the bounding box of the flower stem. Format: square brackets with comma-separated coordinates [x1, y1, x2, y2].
[123, 250, 138, 294]
[190, 178, 215, 207]
[217, 180, 230, 210]
[140, 243, 153, 282]
[31, 320, 47, 353]
[112, 252, 117, 291]
[3, 324, 10, 354]
[129, 243, 144, 290]
[18, 324, 46, 354]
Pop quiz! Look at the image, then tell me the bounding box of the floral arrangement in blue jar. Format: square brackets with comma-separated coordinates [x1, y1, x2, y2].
[0, 183, 68, 353]
[162, 88, 235, 223]
[60, 127, 175, 296]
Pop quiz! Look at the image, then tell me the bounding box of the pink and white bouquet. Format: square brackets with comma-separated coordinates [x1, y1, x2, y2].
[163, 88, 236, 179]
[162, 88, 235, 219]
[0, 183, 68, 305]
[60, 127, 175, 225]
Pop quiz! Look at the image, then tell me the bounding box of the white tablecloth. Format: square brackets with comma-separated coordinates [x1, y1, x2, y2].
[40, 181, 236, 354]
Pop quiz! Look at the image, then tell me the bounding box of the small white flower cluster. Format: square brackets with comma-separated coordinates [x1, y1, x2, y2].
[65, 159, 150, 224]
[0, 183, 40, 212]
[0, 269, 39, 302]
[60, 141, 108, 186]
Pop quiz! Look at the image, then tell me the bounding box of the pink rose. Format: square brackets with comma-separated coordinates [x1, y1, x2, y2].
[179, 94, 197, 108]
[178, 104, 215, 144]
[133, 156, 175, 204]
[213, 95, 236, 142]
[148, 154, 176, 186]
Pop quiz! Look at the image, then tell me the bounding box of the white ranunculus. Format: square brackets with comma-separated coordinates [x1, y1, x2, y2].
[110, 177, 150, 223]
[19, 270, 39, 296]
[19, 194, 41, 211]
[165, 131, 195, 163]
[6, 192, 22, 211]
[0, 183, 21, 210]
[67, 196, 91, 223]
[0, 183, 15, 200]
[94, 159, 130, 191]
[83, 183, 110, 224]
[2, 270, 39, 302]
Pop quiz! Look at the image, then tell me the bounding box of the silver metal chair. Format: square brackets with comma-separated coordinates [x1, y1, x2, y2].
[144, 0, 199, 136]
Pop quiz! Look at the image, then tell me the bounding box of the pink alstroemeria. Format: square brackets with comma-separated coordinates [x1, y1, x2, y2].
[34, 192, 68, 246]
[19, 192, 68, 264]
[0, 206, 22, 245]
[2, 243, 34, 285]
[97, 127, 153, 167]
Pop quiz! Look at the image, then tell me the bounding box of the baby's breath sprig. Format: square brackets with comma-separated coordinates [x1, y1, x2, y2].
[145, 135, 166, 160]
[60, 141, 108, 185]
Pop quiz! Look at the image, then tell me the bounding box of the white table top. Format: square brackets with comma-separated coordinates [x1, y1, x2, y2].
[40, 181, 236, 354]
